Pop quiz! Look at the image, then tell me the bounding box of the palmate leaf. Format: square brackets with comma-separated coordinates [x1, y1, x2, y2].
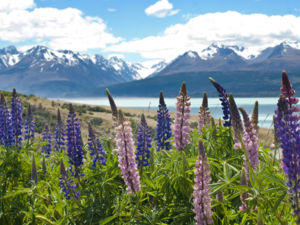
[35, 215, 56, 225]
[98, 215, 118, 225]
[1, 188, 31, 200]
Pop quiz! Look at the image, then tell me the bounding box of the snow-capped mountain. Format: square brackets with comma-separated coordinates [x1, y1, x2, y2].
[0, 45, 154, 97]
[155, 41, 300, 76]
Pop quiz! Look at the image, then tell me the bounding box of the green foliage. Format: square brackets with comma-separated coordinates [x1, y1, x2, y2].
[0, 124, 294, 224]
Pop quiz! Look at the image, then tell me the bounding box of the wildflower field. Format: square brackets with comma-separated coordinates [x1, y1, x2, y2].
[0, 71, 298, 224]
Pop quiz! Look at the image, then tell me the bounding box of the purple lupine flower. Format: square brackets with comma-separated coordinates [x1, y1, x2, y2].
[0, 94, 14, 147]
[136, 114, 152, 168]
[198, 92, 211, 133]
[59, 159, 79, 200]
[229, 94, 243, 149]
[174, 82, 191, 151]
[66, 104, 84, 178]
[115, 110, 141, 194]
[209, 77, 231, 127]
[41, 124, 52, 157]
[156, 92, 172, 151]
[193, 141, 213, 225]
[24, 104, 35, 142]
[11, 88, 23, 147]
[88, 123, 106, 167]
[274, 71, 300, 213]
[239, 107, 259, 185]
[106, 88, 118, 127]
[54, 109, 65, 152]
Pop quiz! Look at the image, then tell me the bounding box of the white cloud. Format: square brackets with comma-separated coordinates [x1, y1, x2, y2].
[145, 0, 179, 18]
[105, 11, 300, 61]
[0, 0, 35, 12]
[0, 3, 122, 51]
[107, 8, 116, 12]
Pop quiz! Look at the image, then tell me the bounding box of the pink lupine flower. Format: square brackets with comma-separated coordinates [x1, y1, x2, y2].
[198, 92, 211, 133]
[193, 141, 213, 225]
[239, 107, 260, 175]
[115, 110, 141, 194]
[174, 82, 191, 150]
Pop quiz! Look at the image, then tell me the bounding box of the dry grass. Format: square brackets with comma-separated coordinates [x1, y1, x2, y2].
[23, 95, 274, 145]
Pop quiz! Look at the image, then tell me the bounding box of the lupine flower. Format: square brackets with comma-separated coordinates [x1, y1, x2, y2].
[59, 159, 80, 200]
[251, 101, 259, 133]
[66, 104, 84, 178]
[174, 82, 191, 151]
[115, 110, 141, 194]
[239, 107, 259, 186]
[156, 92, 172, 151]
[209, 77, 231, 127]
[274, 72, 300, 213]
[88, 123, 106, 167]
[41, 124, 52, 157]
[193, 141, 213, 225]
[24, 104, 35, 142]
[54, 109, 65, 152]
[11, 88, 23, 147]
[239, 168, 248, 212]
[198, 92, 211, 133]
[0, 94, 14, 147]
[136, 114, 152, 168]
[106, 88, 118, 126]
[31, 155, 38, 184]
[229, 94, 243, 149]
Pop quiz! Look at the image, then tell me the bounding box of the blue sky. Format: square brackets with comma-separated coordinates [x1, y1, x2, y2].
[1, 0, 300, 61]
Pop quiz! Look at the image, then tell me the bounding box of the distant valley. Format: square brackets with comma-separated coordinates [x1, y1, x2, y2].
[0, 41, 300, 97]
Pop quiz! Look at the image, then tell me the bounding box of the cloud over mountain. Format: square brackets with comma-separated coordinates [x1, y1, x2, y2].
[105, 11, 300, 61]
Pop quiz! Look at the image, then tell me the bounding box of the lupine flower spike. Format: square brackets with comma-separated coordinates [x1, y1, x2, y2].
[156, 92, 172, 151]
[59, 159, 80, 200]
[229, 94, 243, 149]
[11, 88, 23, 147]
[31, 155, 38, 184]
[274, 71, 300, 214]
[198, 92, 211, 133]
[193, 141, 213, 225]
[41, 124, 52, 157]
[136, 114, 152, 169]
[106, 88, 118, 127]
[88, 123, 106, 167]
[209, 77, 231, 127]
[174, 82, 191, 151]
[66, 104, 84, 178]
[0, 94, 14, 147]
[239, 107, 259, 186]
[115, 110, 141, 194]
[24, 104, 35, 142]
[251, 101, 259, 133]
[54, 109, 65, 152]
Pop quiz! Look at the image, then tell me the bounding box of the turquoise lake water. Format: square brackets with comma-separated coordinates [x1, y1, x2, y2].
[58, 97, 280, 129]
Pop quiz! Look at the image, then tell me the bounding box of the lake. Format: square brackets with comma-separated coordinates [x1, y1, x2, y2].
[58, 97, 280, 129]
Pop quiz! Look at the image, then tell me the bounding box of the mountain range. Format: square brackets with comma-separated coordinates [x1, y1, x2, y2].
[0, 41, 300, 97]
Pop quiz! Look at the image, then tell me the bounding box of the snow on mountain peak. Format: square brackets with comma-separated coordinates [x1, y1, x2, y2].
[186, 51, 198, 58]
